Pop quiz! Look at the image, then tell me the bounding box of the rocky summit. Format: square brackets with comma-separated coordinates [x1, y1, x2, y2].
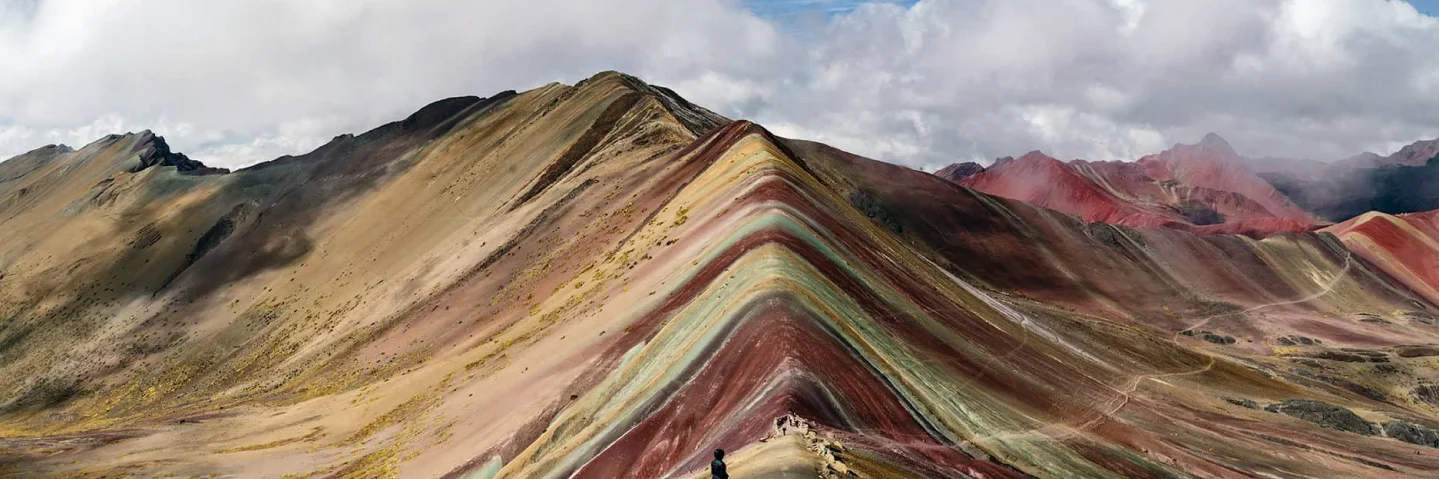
[2, 72, 1439, 478]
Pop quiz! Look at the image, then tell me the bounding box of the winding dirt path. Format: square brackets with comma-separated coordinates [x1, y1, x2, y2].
[950, 253, 1354, 444]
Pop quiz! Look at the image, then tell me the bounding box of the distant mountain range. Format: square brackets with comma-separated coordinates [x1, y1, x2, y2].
[1343, 139, 1439, 169]
[1262, 147, 1439, 222]
[936, 133, 1439, 229]
[942, 133, 1315, 237]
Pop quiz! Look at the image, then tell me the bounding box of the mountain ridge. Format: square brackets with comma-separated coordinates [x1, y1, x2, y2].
[938, 133, 1439, 228]
[2, 71, 1439, 478]
[1342, 138, 1439, 169]
[950, 134, 1318, 237]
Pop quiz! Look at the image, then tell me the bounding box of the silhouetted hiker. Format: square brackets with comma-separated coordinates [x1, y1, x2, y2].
[711, 448, 728, 479]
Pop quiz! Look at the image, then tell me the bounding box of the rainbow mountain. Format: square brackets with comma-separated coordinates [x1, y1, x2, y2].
[1, 72, 1438, 478]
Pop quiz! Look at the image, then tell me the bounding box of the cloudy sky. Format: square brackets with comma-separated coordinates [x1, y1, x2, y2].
[1, 0, 1438, 170]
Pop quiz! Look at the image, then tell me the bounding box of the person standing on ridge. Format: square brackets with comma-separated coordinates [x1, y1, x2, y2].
[711, 449, 728, 479]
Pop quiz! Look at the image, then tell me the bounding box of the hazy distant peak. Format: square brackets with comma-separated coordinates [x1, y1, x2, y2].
[1192, 132, 1239, 158]
[1015, 150, 1058, 163]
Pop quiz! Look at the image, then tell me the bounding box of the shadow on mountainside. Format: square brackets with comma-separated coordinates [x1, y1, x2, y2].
[0, 92, 515, 415]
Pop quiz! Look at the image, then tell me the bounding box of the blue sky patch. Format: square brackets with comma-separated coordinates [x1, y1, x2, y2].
[744, 0, 1437, 20]
[743, 0, 920, 20]
[1411, 0, 1438, 15]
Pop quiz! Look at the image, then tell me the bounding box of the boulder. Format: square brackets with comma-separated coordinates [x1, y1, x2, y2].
[1268, 399, 1376, 436]
[1384, 420, 1439, 448]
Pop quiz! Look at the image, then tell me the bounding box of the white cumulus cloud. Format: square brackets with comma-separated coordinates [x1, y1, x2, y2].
[0, 0, 1436, 170]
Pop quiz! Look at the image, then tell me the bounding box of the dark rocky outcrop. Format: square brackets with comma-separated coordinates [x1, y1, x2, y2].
[1265, 399, 1376, 435]
[1180, 329, 1235, 345]
[1395, 345, 1439, 358]
[1414, 385, 1439, 406]
[129, 223, 163, 251]
[129, 132, 229, 176]
[1383, 420, 1439, 448]
[1201, 332, 1237, 345]
[1298, 350, 1389, 363]
[1221, 396, 1260, 409]
[935, 162, 985, 181]
[1373, 363, 1400, 375]
[1277, 336, 1321, 346]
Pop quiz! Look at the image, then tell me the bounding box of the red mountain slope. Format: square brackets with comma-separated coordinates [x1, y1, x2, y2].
[952, 134, 1317, 237]
[1325, 210, 1439, 305]
[1137, 133, 1315, 223]
[960, 151, 1163, 226]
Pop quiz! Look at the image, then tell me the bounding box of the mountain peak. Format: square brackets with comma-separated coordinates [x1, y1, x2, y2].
[1015, 150, 1058, 163]
[934, 161, 984, 181]
[1390, 137, 1439, 166]
[572, 70, 728, 137]
[128, 132, 228, 176]
[1194, 132, 1238, 157]
[37, 143, 73, 155]
[1338, 137, 1439, 168]
[1343, 151, 1383, 164]
[989, 155, 1016, 168]
[573, 70, 652, 95]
